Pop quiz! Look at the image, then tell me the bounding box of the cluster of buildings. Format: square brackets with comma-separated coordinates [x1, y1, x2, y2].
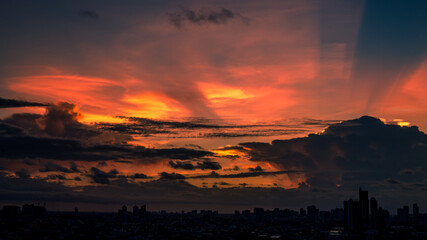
[1, 204, 45, 222]
[1, 189, 426, 239]
[343, 188, 422, 238]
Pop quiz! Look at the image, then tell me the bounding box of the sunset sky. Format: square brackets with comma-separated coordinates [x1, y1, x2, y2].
[1, 0, 427, 212]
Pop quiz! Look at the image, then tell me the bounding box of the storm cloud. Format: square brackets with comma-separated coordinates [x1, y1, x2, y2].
[241, 116, 427, 188]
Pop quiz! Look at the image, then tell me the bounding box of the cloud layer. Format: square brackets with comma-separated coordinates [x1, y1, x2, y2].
[241, 116, 427, 189]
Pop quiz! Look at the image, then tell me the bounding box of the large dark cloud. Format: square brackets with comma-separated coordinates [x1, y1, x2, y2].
[39, 162, 81, 173]
[98, 116, 312, 138]
[0, 134, 212, 162]
[88, 167, 119, 184]
[168, 8, 248, 28]
[14, 169, 30, 179]
[0, 102, 213, 163]
[0, 97, 49, 108]
[240, 116, 427, 188]
[1, 103, 108, 141]
[160, 172, 186, 180]
[169, 160, 222, 170]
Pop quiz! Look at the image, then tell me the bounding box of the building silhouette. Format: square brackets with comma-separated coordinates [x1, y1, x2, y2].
[397, 205, 410, 223]
[2, 205, 20, 222]
[370, 197, 378, 229]
[359, 187, 369, 228]
[413, 203, 420, 224]
[344, 199, 361, 232]
[307, 205, 319, 224]
[22, 204, 46, 220]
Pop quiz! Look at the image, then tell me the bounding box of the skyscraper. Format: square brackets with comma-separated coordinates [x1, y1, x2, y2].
[359, 187, 369, 228]
[413, 203, 420, 224]
[370, 197, 378, 229]
[344, 199, 361, 233]
[307, 205, 319, 224]
[397, 206, 410, 223]
[133, 205, 139, 215]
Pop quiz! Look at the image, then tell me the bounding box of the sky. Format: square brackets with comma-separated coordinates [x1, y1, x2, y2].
[0, 0, 427, 213]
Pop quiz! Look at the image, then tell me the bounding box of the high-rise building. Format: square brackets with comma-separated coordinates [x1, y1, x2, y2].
[2, 205, 20, 222]
[254, 208, 264, 222]
[133, 205, 139, 215]
[300, 208, 307, 217]
[22, 204, 45, 220]
[118, 205, 128, 219]
[307, 205, 319, 224]
[413, 203, 420, 224]
[331, 208, 344, 221]
[344, 199, 361, 232]
[378, 207, 389, 232]
[370, 197, 378, 229]
[359, 187, 369, 228]
[397, 206, 410, 223]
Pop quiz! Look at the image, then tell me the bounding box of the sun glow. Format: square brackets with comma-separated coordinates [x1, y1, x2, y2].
[123, 93, 188, 119]
[197, 82, 254, 103]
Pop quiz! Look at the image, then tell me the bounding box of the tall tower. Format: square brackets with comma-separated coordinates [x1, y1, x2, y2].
[413, 203, 419, 224]
[370, 197, 378, 229]
[344, 199, 361, 233]
[359, 188, 369, 228]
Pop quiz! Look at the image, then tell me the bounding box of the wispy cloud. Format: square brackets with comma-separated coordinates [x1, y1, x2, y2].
[168, 8, 248, 28]
[0, 97, 49, 108]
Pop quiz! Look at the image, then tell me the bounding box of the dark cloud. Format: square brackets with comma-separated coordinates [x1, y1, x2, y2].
[0, 102, 213, 172]
[302, 118, 341, 126]
[160, 172, 186, 180]
[23, 159, 37, 166]
[88, 167, 119, 184]
[99, 116, 309, 138]
[185, 144, 203, 150]
[197, 161, 222, 170]
[70, 162, 79, 172]
[79, 10, 98, 19]
[132, 173, 148, 179]
[97, 161, 107, 167]
[1, 103, 107, 141]
[35, 102, 99, 138]
[39, 162, 80, 173]
[0, 97, 49, 108]
[0, 105, 213, 164]
[386, 178, 400, 185]
[15, 169, 30, 179]
[0, 122, 23, 136]
[168, 160, 222, 170]
[168, 8, 248, 28]
[169, 160, 196, 170]
[240, 116, 427, 188]
[188, 170, 303, 179]
[248, 166, 263, 172]
[46, 174, 66, 180]
[0, 133, 213, 163]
